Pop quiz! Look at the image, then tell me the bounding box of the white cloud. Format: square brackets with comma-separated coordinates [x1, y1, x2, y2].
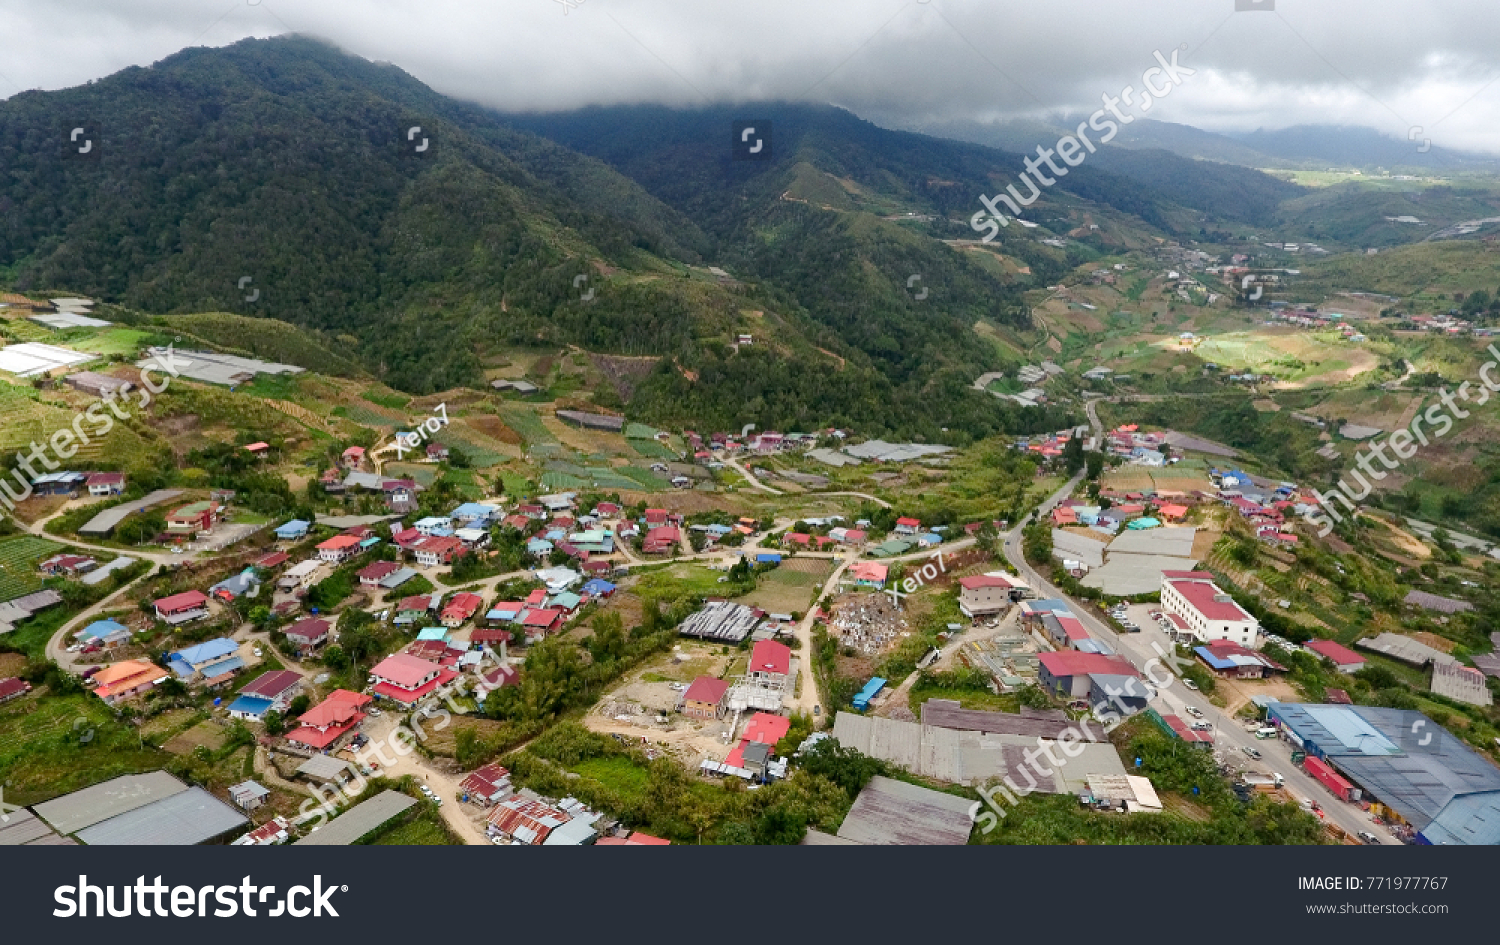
[3, 0, 1500, 152]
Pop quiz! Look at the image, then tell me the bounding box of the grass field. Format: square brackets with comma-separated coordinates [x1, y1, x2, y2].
[68, 327, 152, 356]
[541, 472, 588, 490]
[0, 692, 168, 803]
[362, 390, 411, 410]
[1189, 329, 1378, 385]
[630, 563, 727, 602]
[573, 755, 651, 800]
[366, 807, 462, 845]
[735, 559, 828, 614]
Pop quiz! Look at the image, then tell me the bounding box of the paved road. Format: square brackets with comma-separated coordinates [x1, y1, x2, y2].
[726, 458, 782, 494]
[44, 570, 155, 672]
[999, 475, 1394, 844]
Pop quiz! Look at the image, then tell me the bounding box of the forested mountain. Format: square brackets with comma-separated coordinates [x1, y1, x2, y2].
[0, 35, 1089, 437]
[916, 117, 1304, 227]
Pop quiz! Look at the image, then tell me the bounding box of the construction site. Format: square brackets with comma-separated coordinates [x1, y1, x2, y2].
[677, 600, 763, 643]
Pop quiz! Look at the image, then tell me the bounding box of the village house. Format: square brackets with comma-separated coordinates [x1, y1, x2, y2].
[748, 639, 792, 685]
[413, 535, 464, 568]
[460, 764, 514, 807]
[226, 670, 302, 721]
[0, 677, 33, 705]
[38, 553, 97, 576]
[643, 525, 680, 554]
[86, 472, 126, 496]
[851, 561, 888, 589]
[681, 676, 730, 719]
[358, 560, 403, 587]
[441, 592, 485, 628]
[395, 593, 441, 625]
[317, 534, 363, 564]
[893, 516, 921, 535]
[518, 607, 566, 642]
[277, 559, 325, 592]
[285, 689, 370, 750]
[166, 500, 220, 536]
[414, 516, 454, 537]
[168, 637, 244, 689]
[153, 589, 210, 625]
[232, 817, 291, 846]
[368, 653, 458, 706]
[1304, 639, 1366, 674]
[208, 568, 261, 602]
[91, 660, 170, 705]
[284, 617, 331, 654]
[1194, 640, 1286, 679]
[487, 797, 572, 844]
[957, 574, 1017, 619]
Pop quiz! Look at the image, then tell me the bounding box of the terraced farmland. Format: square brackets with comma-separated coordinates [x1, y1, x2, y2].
[629, 438, 679, 461]
[0, 536, 62, 600]
[339, 403, 402, 428]
[618, 467, 673, 491]
[540, 472, 588, 490]
[499, 408, 556, 446]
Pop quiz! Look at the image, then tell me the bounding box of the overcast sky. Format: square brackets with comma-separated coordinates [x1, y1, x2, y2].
[5, 0, 1500, 153]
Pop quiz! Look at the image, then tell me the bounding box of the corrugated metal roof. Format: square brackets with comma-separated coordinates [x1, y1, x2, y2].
[33, 771, 189, 835]
[836, 776, 975, 845]
[74, 786, 247, 845]
[294, 791, 416, 845]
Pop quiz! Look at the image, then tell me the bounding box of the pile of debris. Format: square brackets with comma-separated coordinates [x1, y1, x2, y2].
[598, 700, 642, 721]
[828, 592, 909, 656]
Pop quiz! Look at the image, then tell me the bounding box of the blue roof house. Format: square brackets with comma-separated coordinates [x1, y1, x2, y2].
[168, 637, 244, 687]
[274, 519, 310, 540]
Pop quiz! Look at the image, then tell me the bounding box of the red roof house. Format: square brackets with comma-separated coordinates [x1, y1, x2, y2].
[1304, 639, 1366, 672]
[749, 639, 791, 678]
[284, 618, 331, 651]
[317, 534, 362, 564]
[358, 560, 403, 586]
[643, 525, 679, 554]
[518, 607, 565, 639]
[285, 689, 370, 749]
[681, 675, 730, 719]
[441, 592, 485, 628]
[153, 590, 209, 622]
[368, 653, 458, 706]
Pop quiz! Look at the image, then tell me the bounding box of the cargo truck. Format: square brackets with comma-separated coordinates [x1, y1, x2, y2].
[1303, 755, 1359, 802]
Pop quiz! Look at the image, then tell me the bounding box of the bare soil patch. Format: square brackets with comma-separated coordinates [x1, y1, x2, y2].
[163, 719, 229, 755]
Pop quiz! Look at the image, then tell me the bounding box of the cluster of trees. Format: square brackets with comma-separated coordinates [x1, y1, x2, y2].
[503, 721, 886, 844]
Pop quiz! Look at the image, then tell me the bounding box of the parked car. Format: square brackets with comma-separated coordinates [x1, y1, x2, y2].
[1185, 706, 1204, 718]
[1190, 721, 1213, 731]
[1182, 679, 1199, 691]
[1358, 831, 1380, 845]
[366, 707, 382, 718]
[1242, 746, 1262, 759]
